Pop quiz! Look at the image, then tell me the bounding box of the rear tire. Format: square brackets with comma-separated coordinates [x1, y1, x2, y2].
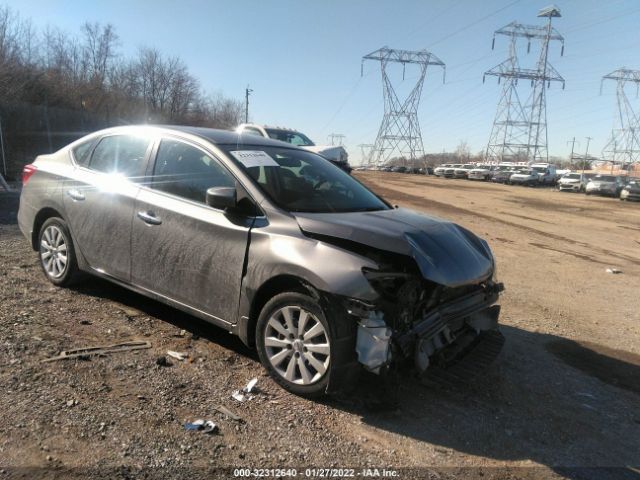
[256, 292, 333, 397]
[38, 217, 80, 287]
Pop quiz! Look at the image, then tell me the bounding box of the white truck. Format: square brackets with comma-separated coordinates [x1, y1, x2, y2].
[530, 163, 558, 186]
[235, 124, 351, 173]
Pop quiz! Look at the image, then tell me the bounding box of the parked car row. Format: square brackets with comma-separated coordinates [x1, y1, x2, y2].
[554, 171, 638, 200]
[373, 165, 434, 175]
[583, 174, 639, 201]
[431, 162, 639, 201]
[435, 162, 559, 186]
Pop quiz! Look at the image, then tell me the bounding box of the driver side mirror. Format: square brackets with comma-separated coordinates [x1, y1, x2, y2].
[206, 186, 237, 210]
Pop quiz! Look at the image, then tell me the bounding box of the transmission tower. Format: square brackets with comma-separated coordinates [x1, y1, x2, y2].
[484, 6, 564, 163]
[362, 47, 445, 167]
[357, 144, 374, 165]
[328, 133, 346, 146]
[600, 68, 640, 165]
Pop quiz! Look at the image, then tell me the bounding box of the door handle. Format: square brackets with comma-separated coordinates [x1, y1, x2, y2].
[67, 189, 85, 201]
[137, 210, 162, 225]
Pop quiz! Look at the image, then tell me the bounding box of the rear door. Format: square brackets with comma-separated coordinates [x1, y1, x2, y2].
[130, 137, 254, 324]
[63, 133, 152, 281]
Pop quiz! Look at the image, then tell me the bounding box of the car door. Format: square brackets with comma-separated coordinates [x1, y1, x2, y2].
[63, 133, 152, 281]
[130, 137, 254, 325]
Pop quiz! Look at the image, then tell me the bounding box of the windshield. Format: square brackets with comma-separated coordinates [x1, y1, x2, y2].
[532, 166, 547, 173]
[594, 175, 616, 182]
[223, 146, 389, 213]
[517, 169, 533, 175]
[264, 129, 315, 147]
[564, 173, 580, 179]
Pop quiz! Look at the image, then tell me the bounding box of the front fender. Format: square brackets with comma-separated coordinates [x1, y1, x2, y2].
[239, 228, 380, 322]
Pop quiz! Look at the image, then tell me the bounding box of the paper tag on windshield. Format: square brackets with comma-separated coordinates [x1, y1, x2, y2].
[230, 150, 279, 168]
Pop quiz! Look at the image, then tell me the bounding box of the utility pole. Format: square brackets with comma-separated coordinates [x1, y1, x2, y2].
[566, 137, 578, 166]
[0, 113, 9, 191]
[244, 86, 253, 123]
[583, 136, 592, 173]
[362, 47, 445, 167]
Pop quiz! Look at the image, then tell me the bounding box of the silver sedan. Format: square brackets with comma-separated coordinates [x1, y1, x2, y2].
[18, 126, 503, 396]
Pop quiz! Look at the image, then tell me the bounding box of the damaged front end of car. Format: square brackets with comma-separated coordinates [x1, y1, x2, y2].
[348, 272, 504, 377]
[294, 208, 505, 382]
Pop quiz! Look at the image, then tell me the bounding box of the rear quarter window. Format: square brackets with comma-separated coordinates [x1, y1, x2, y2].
[88, 135, 150, 177]
[71, 139, 95, 166]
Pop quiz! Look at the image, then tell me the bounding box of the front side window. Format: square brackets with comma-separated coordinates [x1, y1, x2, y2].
[88, 135, 150, 177]
[223, 146, 389, 213]
[152, 139, 235, 204]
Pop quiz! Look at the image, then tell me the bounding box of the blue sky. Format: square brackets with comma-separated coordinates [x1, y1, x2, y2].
[8, 0, 640, 164]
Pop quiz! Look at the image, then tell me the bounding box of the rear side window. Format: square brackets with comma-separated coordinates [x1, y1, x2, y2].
[71, 139, 94, 166]
[88, 135, 150, 177]
[151, 139, 235, 204]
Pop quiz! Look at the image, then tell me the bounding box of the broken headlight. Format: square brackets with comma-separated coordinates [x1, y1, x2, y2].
[361, 267, 412, 298]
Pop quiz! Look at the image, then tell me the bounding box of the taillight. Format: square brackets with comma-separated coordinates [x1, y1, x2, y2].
[22, 164, 37, 185]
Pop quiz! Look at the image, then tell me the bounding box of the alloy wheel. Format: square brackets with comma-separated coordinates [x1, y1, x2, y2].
[40, 225, 68, 278]
[264, 305, 330, 385]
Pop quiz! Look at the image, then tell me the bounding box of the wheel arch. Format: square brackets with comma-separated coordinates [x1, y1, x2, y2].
[31, 207, 67, 250]
[241, 274, 319, 348]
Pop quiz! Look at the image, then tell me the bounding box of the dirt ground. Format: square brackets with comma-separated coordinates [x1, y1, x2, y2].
[1, 173, 639, 479]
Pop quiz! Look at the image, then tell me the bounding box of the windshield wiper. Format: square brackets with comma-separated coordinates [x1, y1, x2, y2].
[350, 206, 386, 212]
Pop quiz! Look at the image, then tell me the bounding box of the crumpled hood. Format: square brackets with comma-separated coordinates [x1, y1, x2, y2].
[294, 208, 494, 287]
[302, 145, 348, 162]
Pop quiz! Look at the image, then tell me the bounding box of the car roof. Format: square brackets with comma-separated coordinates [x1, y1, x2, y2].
[157, 125, 290, 147]
[88, 125, 292, 149]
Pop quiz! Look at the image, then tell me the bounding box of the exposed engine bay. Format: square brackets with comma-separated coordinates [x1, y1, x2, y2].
[346, 248, 504, 376]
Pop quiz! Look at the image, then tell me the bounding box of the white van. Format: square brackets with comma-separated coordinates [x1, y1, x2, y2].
[530, 163, 558, 185]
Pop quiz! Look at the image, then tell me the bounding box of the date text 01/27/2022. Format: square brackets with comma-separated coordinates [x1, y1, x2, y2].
[233, 468, 399, 477]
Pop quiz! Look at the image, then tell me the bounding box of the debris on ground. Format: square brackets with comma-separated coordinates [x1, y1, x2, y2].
[122, 308, 142, 318]
[214, 405, 243, 422]
[232, 391, 247, 402]
[232, 377, 259, 402]
[245, 378, 258, 393]
[155, 356, 172, 367]
[184, 419, 219, 434]
[41, 341, 152, 362]
[203, 421, 219, 434]
[167, 350, 188, 361]
[174, 329, 186, 337]
[184, 419, 205, 431]
[606, 268, 623, 274]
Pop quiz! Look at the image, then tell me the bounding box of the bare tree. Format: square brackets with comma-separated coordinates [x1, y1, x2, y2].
[81, 22, 118, 88]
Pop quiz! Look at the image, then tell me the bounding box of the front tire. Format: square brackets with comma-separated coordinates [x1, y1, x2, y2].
[38, 217, 80, 287]
[256, 292, 333, 397]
